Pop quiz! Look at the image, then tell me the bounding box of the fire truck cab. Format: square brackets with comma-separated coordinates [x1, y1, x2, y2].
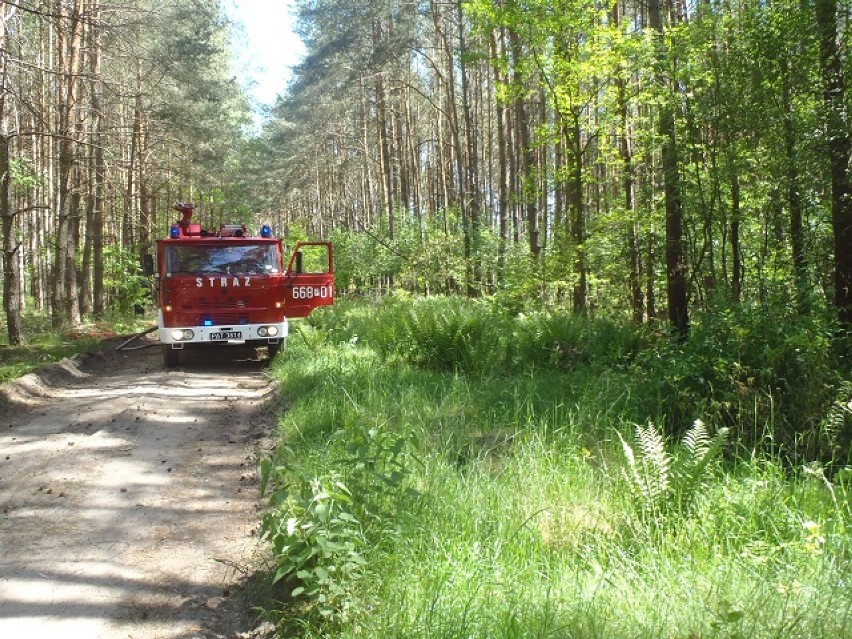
[151, 203, 333, 367]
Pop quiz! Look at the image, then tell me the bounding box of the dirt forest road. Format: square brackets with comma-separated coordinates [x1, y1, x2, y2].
[0, 335, 280, 639]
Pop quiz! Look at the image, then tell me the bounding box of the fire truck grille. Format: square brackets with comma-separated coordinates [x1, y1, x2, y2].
[201, 313, 245, 325]
[198, 298, 247, 309]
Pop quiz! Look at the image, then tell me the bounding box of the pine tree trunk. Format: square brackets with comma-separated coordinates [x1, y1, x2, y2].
[491, 31, 509, 281]
[649, 0, 688, 337]
[52, 0, 84, 328]
[456, 0, 481, 296]
[617, 56, 643, 322]
[815, 0, 852, 324]
[0, 3, 23, 343]
[0, 130, 22, 344]
[508, 29, 539, 263]
[730, 169, 742, 303]
[781, 61, 808, 310]
[568, 115, 587, 314]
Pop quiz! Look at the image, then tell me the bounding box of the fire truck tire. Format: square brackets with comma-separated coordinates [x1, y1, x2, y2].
[267, 342, 281, 358]
[163, 345, 183, 368]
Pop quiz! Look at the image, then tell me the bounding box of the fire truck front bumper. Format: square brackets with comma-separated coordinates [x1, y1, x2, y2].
[158, 317, 288, 349]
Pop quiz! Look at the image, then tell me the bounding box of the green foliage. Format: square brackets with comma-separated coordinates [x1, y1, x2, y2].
[619, 419, 729, 524]
[511, 308, 648, 370]
[259, 466, 368, 624]
[819, 382, 852, 467]
[336, 425, 419, 525]
[261, 297, 851, 639]
[309, 295, 648, 376]
[310, 297, 847, 463]
[0, 311, 109, 381]
[629, 304, 841, 461]
[259, 406, 419, 625]
[103, 245, 152, 317]
[9, 158, 41, 192]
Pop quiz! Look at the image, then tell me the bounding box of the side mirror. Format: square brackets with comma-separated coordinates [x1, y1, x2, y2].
[142, 254, 154, 276]
[294, 251, 303, 274]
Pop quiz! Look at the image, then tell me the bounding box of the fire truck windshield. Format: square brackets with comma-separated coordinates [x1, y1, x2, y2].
[165, 244, 279, 276]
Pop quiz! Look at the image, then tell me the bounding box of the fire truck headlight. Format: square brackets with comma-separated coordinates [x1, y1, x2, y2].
[266, 326, 279, 337]
[171, 329, 194, 341]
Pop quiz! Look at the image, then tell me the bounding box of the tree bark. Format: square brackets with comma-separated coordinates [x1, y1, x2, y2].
[614, 0, 643, 323]
[815, 0, 852, 324]
[730, 169, 742, 303]
[781, 59, 808, 310]
[456, 0, 481, 296]
[0, 2, 23, 344]
[374, 19, 395, 245]
[52, 0, 84, 329]
[649, 0, 688, 337]
[567, 114, 587, 314]
[491, 30, 509, 281]
[508, 28, 540, 263]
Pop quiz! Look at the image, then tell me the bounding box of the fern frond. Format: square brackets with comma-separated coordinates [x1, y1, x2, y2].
[674, 423, 729, 512]
[821, 382, 852, 463]
[621, 419, 728, 524]
[682, 418, 710, 459]
[617, 430, 645, 507]
[618, 430, 637, 469]
[636, 421, 670, 504]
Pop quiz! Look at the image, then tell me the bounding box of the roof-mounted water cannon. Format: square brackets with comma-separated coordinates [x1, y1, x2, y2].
[219, 223, 248, 238]
[170, 202, 202, 238]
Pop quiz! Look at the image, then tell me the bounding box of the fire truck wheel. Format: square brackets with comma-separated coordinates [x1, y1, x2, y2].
[163, 345, 183, 368]
[267, 342, 281, 359]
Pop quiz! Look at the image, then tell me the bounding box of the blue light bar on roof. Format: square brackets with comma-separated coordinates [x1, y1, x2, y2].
[170, 225, 180, 238]
[260, 224, 272, 237]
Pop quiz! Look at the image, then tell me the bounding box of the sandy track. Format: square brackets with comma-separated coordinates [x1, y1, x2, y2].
[0, 337, 279, 638]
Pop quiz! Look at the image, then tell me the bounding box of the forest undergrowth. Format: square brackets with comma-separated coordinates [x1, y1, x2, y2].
[0, 312, 150, 382]
[260, 296, 851, 638]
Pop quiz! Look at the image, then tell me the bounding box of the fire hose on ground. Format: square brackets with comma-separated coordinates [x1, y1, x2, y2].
[115, 325, 159, 352]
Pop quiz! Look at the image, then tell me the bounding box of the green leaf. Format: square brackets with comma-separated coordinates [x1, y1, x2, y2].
[273, 566, 290, 584]
[259, 459, 272, 497]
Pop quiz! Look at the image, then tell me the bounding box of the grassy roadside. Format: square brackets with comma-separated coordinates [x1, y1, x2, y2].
[259, 297, 851, 638]
[0, 315, 153, 383]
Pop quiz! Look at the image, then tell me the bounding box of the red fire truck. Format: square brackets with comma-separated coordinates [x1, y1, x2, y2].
[150, 203, 333, 367]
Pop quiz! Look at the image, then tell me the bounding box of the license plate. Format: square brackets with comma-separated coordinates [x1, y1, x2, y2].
[209, 331, 242, 340]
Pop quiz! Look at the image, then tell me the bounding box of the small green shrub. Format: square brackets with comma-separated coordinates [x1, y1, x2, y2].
[259, 465, 367, 624]
[310, 296, 650, 376]
[335, 425, 420, 526]
[259, 418, 419, 624]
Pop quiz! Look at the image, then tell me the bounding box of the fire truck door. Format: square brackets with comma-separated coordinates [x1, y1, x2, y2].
[283, 242, 335, 318]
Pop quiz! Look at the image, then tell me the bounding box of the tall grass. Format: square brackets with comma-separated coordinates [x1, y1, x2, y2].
[261, 298, 852, 638]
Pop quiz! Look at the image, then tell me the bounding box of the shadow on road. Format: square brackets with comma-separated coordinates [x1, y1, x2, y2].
[0, 339, 284, 638]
